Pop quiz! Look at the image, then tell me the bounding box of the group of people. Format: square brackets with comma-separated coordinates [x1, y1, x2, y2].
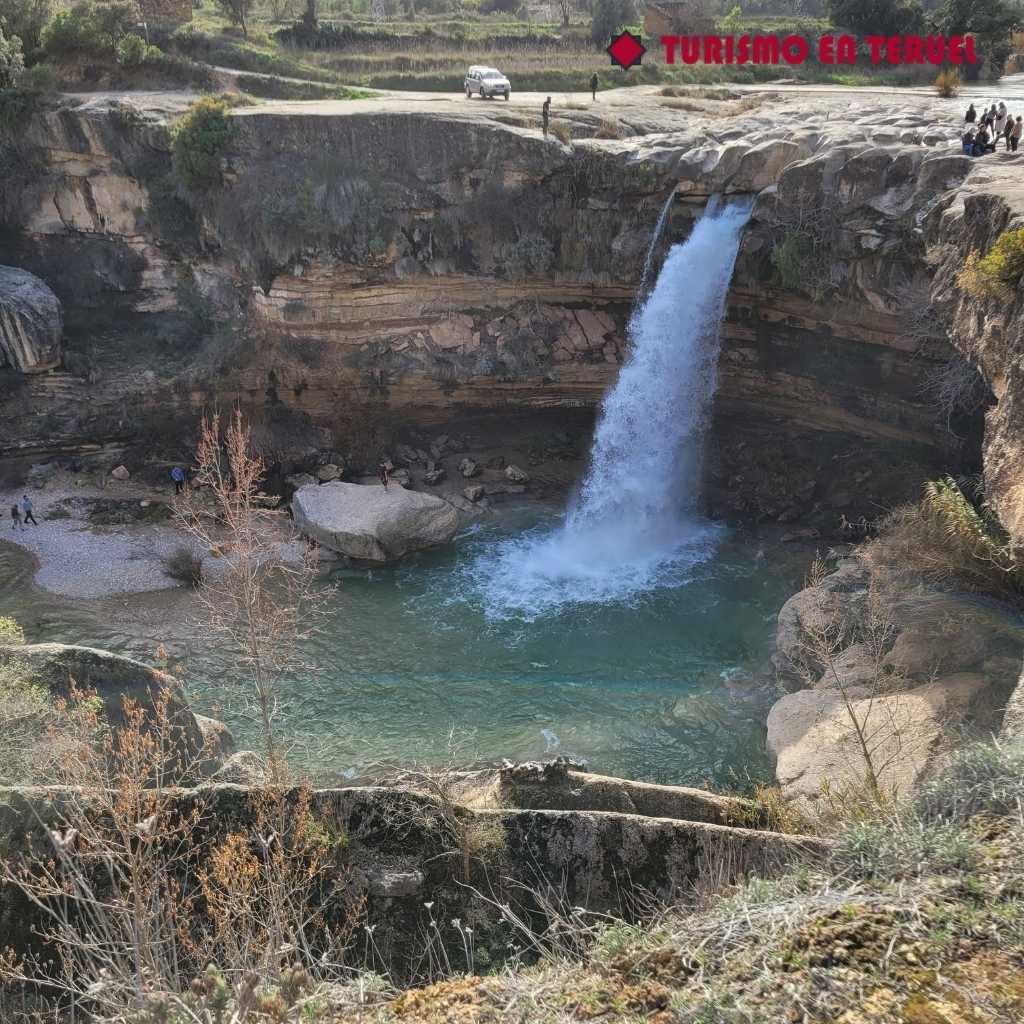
[10, 495, 38, 531]
[963, 101, 1023, 156]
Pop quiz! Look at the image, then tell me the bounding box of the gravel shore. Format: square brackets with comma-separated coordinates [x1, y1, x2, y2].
[0, 479, 202, 599]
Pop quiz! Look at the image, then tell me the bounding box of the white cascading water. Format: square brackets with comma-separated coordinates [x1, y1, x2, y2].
[472, 197, 753, 619]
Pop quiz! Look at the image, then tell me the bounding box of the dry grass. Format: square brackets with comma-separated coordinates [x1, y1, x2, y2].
[341, 740, 1024, 1024]
[549, 121, 572, 145]
[659, 97, 708, 113]
[371, 728, 508, 886]
[935, 67, 961, 98]
[593, 116, 622, 139]
[863, 476, 1023, 604]
[659, 93, 763, 116]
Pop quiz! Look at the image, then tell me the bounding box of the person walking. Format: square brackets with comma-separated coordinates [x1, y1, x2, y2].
[542, 96, 551, 136]
[1012, 116, 1022, 152]
[10, 503, 21, 531]
[379, 463, 390, 490]
[21, 494, 38, 526]
[965, 102, 976, 123]
[170, 465, 186, 495]
[590, 73, 599, 102]
[994, 106, 1008, 142]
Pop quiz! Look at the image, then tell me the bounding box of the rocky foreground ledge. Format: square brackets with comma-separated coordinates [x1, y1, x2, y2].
[0, 642, 826, 974]
[0, 769, 825, 968]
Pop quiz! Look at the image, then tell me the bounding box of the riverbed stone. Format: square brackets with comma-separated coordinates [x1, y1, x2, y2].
[291, 481, 458, 563]
[504, 464, 529, 484]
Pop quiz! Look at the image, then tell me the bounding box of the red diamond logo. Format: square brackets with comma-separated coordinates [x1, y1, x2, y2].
[606, 31, 646, 70]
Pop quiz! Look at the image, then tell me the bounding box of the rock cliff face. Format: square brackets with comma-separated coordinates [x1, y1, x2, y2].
[0, 93, 996, 524]
[0, 266, 62, 372]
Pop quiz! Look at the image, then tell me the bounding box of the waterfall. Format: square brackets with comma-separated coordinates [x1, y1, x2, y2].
[471, 197, 753, 620]
[637, 191, 677, 297]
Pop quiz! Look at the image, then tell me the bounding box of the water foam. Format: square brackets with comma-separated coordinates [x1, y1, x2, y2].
[472, 198, 752, 620]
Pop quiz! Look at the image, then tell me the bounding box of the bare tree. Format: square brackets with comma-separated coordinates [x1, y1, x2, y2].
[793, 557, 924, 813]
[214, 0, 255, 37]
[174, 411, 327, 784]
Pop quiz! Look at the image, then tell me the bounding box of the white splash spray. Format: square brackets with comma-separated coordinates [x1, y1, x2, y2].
[472, 198, 752, 619]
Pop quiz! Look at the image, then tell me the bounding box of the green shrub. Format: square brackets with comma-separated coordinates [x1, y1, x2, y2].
[958, 227, 1024, 300]
[0, 26, 23, 88]
[171, 96, 236, 191]
[115, 32, 148, 66]
[0, 616, 25, 645]
[865, 476, 1023, 602]
[772, 231, 814, 291]
[163, 545, 203, 587]
[0, 0, 52, 54]
[914, 739, 1024, 824]
[116, 32, 149, 67]
[40, 0, 136, 58]
[832, 817, 984, 880]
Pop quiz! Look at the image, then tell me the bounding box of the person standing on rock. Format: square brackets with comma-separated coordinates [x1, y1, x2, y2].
[170, 466, 186, 495]
[10, 503, 21, 531]
[590, 74, 599, 102]
[965, 102, 976, 123]
[542, 96, 551, 135]
[379, 463, 390, 490]
[994, 106, 1008, 144]
[21, 495, 38, 526]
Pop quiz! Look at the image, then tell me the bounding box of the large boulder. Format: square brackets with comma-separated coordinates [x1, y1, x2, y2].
[0, 266, 63, 372]
[767, 674, 988, 805]
[291, 481, 458, 563]
[0, 643, 226, 777]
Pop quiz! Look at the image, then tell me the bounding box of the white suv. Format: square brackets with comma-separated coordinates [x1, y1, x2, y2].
[465, 66, 511, 100]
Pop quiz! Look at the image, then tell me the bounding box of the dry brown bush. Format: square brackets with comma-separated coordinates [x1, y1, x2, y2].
[0, 687, 366, 1022]
[863, 477, 1022, 604]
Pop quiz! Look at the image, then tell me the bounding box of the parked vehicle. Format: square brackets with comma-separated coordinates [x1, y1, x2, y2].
[465, 66, 511, 100]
